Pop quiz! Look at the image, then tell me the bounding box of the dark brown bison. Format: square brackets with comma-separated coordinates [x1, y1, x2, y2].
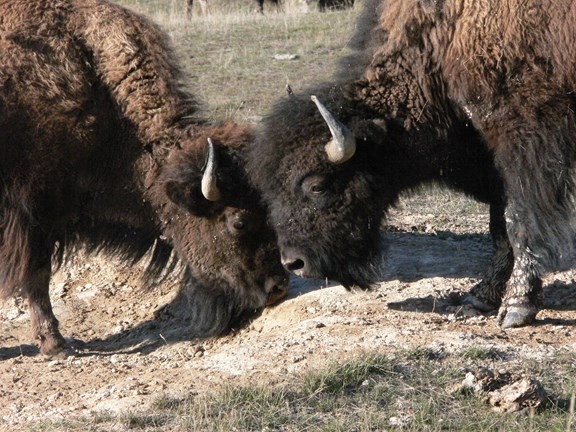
[0, 0, 288, 357]
[255, 0, 281, 13]
[249, 0, 576, 329]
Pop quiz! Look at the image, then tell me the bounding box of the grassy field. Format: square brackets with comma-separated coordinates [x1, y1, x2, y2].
[32, 351, 576, 431]
[27, 1, 576, 431]
[119, 0, 360, 122]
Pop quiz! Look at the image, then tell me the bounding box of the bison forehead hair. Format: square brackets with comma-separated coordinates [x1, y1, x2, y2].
[250, 91, 391, 288]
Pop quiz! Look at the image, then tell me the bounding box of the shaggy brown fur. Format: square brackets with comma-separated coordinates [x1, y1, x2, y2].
[0, 0, 287, 356]
[250, 0, 576, 328]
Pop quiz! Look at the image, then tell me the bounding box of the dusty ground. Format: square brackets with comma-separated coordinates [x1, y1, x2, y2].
[1, 203, 575, 430]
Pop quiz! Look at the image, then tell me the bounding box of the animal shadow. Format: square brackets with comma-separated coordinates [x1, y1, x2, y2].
[382, 231, 576, 325]
[0, 343, 40, 360]
[379, 231, 492, 283]
[73, 290, 261, 356]
[386, 278, 576, 326]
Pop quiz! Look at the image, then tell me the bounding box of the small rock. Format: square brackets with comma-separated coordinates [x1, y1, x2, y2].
[389, 416, 410, 427]
[448, 367, 547, 413]
[4, 309, 23, 320]
[488, 377, 547, 413]
[273, 53, 299, 60]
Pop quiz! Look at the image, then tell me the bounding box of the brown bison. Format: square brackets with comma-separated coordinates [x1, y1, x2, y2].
[249, 0, 576, 328]
[0, 0, 288, 356]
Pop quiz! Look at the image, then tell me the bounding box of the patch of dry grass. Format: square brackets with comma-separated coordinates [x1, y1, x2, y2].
[116, 0, 360, 122]
[31, 351, 576, 431]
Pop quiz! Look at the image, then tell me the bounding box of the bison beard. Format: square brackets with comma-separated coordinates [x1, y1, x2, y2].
[250, 0, 576, 328]
[0, 0, 288, 356]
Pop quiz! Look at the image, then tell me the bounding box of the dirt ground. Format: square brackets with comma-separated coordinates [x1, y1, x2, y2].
[1, 204, 575, 430]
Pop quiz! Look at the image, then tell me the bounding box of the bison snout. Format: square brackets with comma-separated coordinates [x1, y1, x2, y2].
[281, 247, 312, 278]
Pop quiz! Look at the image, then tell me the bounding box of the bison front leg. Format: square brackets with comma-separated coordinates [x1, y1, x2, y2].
[465, 202, 513, 311]
[495, 202, 546, 328]
[497, 258, 542, 329]
[27, 263, 66, 357]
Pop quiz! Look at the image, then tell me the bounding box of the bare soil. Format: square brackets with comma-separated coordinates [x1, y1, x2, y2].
[1, 203, 575, 430]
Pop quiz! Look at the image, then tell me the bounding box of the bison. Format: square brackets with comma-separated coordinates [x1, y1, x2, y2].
[0, 0, 288, 357]
[316, 0, 354, 12]
[186, 0, 280, 17]
[249, 0, 576, 328]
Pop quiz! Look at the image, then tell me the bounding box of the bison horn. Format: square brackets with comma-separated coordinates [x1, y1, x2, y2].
[201, 138, 221, 201]
[311, 95, 356, 164]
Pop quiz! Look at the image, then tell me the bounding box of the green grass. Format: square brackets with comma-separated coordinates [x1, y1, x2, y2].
[116, 0, 359, 123]
[31, 350, 576, 431]
[460, 346, 503, 361]
[179, 10, 357, 122]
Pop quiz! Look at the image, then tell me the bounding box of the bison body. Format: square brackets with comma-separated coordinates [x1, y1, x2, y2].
[0, 0, 288, 356]
[249, 0, 576, 328]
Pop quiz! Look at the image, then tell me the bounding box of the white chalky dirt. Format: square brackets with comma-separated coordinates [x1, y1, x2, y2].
[1, 207, 575, 430]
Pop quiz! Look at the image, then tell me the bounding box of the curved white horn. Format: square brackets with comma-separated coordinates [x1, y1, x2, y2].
[311, 95, 356, 164]
[201, 138, 222, 201]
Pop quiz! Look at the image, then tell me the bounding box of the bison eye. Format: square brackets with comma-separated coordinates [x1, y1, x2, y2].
[227, 211, 256, 236]
[302, 175, 327, 197]
[310, 183, 325, 194]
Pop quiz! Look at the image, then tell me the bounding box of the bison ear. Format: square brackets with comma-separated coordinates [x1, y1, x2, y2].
[165, 179, 215, 216]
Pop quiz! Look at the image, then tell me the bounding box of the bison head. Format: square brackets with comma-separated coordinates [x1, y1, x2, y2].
[249, 91, 395, 289]
[156, 123, 289, 336]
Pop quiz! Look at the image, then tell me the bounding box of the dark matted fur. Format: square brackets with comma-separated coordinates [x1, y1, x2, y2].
[249, 0, 576, 328]
[0, 0, 287, 356]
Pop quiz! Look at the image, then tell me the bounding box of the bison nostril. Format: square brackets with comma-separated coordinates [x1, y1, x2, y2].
[281, 247, 308, 275]
[286, 259, 305, 272]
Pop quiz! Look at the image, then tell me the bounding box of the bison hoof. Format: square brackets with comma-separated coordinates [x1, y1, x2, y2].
[462, 294, 498, 312]
[499, 304, 537, 329]
[40, 334, 68, 358]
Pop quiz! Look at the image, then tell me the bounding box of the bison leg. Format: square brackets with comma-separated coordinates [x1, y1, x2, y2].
[495, 202, 545, 329]
[465, 202, 513, 311]
[26, 248, 66, 356]
[198, 0, 209, 16]
[497, 263, 542, 329]
[476, 95, 575, 327]
[186, 0, 193, 18]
